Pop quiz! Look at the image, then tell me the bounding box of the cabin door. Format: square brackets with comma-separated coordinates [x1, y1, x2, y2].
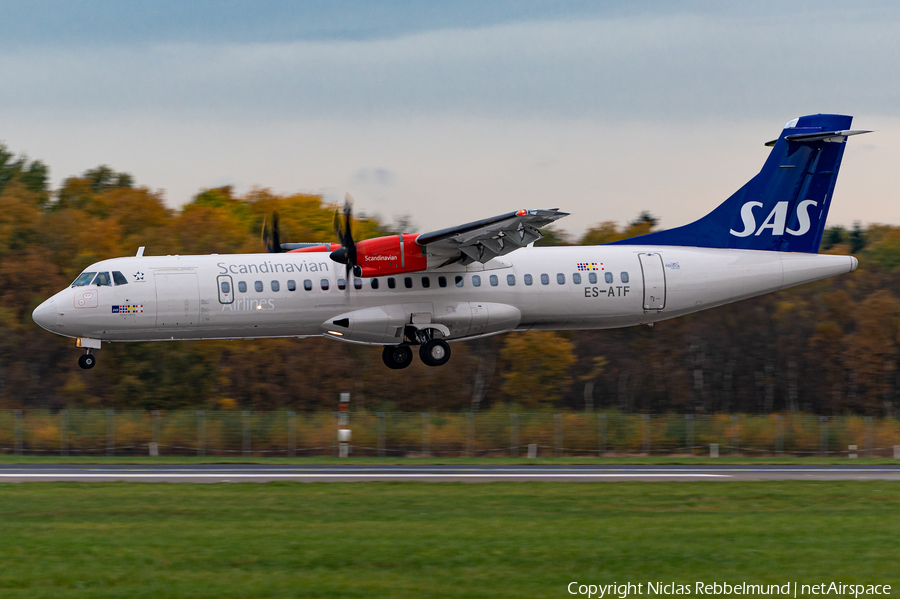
[155, 271, 201, 326]
[638, 253, 666, 311]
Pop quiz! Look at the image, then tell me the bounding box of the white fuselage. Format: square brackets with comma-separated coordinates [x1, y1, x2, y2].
[32, 245, 857, 345]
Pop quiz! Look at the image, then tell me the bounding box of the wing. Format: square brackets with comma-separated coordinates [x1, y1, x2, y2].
[416, 208, 568, 266]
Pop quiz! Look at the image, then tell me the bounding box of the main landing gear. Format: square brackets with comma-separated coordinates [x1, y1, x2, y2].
[381, 339, 452, 370]
[382, 345, 414, 370]
[419, 339, 451, 367]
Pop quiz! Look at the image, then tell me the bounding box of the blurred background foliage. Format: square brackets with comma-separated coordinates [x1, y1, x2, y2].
[2, 142, 899, 416]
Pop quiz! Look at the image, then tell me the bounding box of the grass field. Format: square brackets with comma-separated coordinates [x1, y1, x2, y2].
[1, 455, 899, 465]
[0, 482, 898, 598]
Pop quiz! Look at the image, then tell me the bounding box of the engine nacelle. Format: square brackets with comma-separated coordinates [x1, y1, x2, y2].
[355, 233, 427, 277]
[321, 302, 522, 344]
[287, 243, 341, 254]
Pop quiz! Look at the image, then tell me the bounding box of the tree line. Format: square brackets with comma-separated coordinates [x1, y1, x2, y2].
[1, 142, 898, 415]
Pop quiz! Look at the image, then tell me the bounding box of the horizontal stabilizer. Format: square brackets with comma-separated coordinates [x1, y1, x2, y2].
[765, 129, 871, 146]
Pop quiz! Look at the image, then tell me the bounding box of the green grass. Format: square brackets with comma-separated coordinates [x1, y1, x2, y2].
[0, 454, 899, 465]
[0, 482, 898, 598]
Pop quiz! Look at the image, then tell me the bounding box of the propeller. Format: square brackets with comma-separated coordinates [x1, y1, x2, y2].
[262, 212, 282, 253]
[329, 193, 358, 287]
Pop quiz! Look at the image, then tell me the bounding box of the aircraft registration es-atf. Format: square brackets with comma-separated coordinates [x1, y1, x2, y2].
[33, 114, 867, 370]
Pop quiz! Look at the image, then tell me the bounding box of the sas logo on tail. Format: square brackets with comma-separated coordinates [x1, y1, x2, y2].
[729, 200, 818, 237]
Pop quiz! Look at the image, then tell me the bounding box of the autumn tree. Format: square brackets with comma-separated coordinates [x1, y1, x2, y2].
[499, 331, 576, 407]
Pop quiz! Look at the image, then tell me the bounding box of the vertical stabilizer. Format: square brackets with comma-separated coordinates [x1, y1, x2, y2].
[611, 114, 868, 252]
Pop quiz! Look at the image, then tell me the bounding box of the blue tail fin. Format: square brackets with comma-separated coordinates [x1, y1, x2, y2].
[611, 114, 867, 253]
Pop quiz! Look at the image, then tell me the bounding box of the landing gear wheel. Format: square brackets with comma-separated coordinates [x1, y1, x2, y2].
[382, 345, 413, 370]
[419, 339, 451, 367]
[78, 354, 96, 370]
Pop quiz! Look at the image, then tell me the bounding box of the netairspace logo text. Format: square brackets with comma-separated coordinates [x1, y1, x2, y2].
[567, 581, 892, 599]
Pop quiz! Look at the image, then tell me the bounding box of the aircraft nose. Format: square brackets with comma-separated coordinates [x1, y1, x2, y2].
[32, 298, 57, 331]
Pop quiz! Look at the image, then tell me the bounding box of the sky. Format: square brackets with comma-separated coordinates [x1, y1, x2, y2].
[1, 0, 898, 238]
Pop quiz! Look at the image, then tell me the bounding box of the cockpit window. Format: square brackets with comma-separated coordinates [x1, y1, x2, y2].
[92, 272, 112, 286]
[112, 271, 128, 285]
[72, 272, 96, 287]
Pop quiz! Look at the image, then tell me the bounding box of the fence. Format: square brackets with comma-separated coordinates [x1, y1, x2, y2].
[0, 410, 898, 457]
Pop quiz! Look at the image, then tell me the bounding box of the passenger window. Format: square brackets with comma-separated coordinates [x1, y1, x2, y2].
[605, 272, 613, 284]
[254, 281, 263, 292]
[287, 280, 296, 291]
[438, 276, 447, 288]
[354, 278, 362, 290]
[422, 276, 430, 288]
[455, 275, 464, 288]
[271, 280, 280, 292]
[239, 281, 247, 293]
[621, 272, 629, 283]
[371, 278, 380, 290]
[557, 273, 566, 285]
[404, 277, 413, 289]
[337, 278, 346, 290]
[488, 275, 498, 287]
[112, 271, 128, 285]
[589, 272, 597, 284]
[540, 274, 550, 286]
[472, 275, 481, 287]
[573, 273, 581, 285]
[387, 278, 396, 289]
[220, 281, 231, 294]
[507, 274, 516, 286]
[320, 278, 330, 291]
[72, 272, 96, 287]
[92, 272, 112, 286]
[303, 279, 313, 291]
[524, 274, 533, 286]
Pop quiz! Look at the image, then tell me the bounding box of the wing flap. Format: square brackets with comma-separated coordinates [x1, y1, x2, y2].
[416, 208, 567, 265]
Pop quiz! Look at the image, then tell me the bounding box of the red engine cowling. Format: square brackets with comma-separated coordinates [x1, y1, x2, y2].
[356, 233, 427, 277]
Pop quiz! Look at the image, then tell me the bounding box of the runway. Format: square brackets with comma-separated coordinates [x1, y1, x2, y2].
[1, 464, 899, 482]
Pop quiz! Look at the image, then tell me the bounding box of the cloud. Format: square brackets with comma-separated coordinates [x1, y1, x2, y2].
[350, 167, 397, 187]
[1, 2, 899, 123]
[1, 2, 899, 234]
[0, 1, 644, 47]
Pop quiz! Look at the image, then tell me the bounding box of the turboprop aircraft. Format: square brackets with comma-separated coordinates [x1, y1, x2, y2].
[33, 114, 867, 370]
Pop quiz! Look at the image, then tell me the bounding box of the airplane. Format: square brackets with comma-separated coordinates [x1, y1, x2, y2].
[33, 114, 868, 370]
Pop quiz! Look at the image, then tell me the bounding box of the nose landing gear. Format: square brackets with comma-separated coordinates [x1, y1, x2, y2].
[75, 338, 101, 369]
[78, 352, 96, 369]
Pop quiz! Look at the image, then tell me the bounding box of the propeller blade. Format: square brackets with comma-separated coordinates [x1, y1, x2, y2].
[271, 212, 281, 253]
[262, 212, 282, 253]
[342, 193, 357, 269]
[328, 193, 358, 294]
[342, 194, 356, 294]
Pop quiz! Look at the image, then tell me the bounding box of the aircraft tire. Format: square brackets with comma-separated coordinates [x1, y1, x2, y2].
[419, 339, 451, 367]
[382, 345, 413, 370]
[78, 354, 96, 370]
